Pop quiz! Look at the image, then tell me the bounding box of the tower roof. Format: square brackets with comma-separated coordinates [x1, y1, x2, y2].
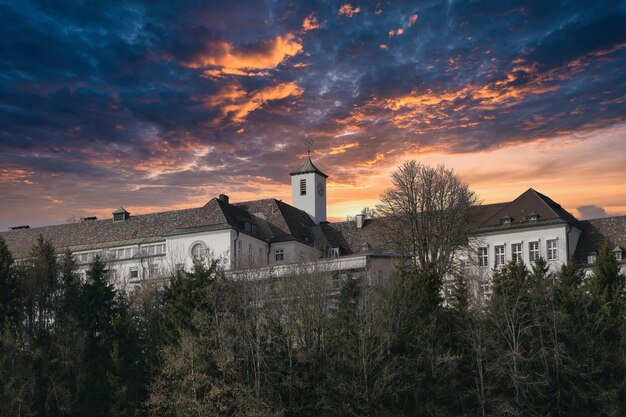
[289, 156, 328, 178]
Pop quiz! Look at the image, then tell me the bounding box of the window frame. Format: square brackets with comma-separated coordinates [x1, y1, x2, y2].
[478, 247, 488, 267]
[494, 245, 506, 267]
[275, 249, 284, 261]
[547, 239, 558, 260]
[529, 241, 540, 262]
[191, 242, 206, 259]
[512, 243, 522, 264]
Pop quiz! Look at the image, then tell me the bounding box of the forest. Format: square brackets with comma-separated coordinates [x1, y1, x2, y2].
[0, 235, 624, 417]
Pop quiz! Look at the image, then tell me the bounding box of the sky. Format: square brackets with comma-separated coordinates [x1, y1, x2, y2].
[1, 0, 625, 230]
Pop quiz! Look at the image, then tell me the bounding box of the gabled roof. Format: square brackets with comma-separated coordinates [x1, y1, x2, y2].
[289, 156, 328, 178]
[478, 188, 579, 230]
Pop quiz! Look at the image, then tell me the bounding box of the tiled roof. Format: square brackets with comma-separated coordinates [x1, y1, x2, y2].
[234, 199, 316, 243]
[311, 218, 392, 256]
[574, 215, 626, 263]
[478, 188, 580, 230]
[0, 198, 264, 257]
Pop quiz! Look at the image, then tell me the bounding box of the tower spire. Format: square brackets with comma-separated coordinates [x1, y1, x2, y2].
[304, 136, 314, 156]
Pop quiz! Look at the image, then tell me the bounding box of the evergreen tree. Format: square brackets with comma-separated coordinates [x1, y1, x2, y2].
[0, 237, 20, 329]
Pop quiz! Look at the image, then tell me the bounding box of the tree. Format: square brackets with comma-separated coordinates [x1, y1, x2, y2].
[376, 161, 477, 277]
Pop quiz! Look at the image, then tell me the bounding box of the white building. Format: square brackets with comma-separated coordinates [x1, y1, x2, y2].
[1, 155, 624, 292]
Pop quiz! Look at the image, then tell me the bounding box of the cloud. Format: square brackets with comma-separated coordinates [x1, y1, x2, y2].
[408, 14, 418, 27]
[577, 205, 608, 219]
[339, 4, 361, 18]
[204, 81, 304, 123]
[302, 13, 320, 32]
[183, 33, 303, 76]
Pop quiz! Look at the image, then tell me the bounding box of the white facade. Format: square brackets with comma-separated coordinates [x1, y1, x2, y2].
[290, 171, 327, 224]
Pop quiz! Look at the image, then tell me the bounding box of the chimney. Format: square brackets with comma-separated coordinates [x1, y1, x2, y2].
[356, 213, 365, 229]
[218, 194, 229, 204]
[9, 225, 30, 230]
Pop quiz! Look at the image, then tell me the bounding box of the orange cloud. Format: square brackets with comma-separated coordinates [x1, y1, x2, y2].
[0, 168, 34, 184]
[184, 33, 303, 76]
[408, 14, 418, 27]
[204, 81, 304, 123]
[301, 13, 320, 32]
[328, 142, 359, 155]
[339, 4, 361, 17]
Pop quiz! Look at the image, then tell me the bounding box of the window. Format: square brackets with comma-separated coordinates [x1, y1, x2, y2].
[300, 179, 306, 196]
[258, 247, 264, 263]
[547, 239, 558, 260]
[587, 253, 596, 264]
[615, 251, 622, 262]
[512, 243, 522, 264]
[251, 224, 258, 234]
[275, 249, 284, 261]
[106, 269, 117, 282]
[191, 243, 205, 259]
[129, 267, 139, 282]
[331, 247, 340, 258]
[149, 264, 159, 278]
[495, 245, 506, 267]
[237, 240, 242, 259]
[478, 247, 488, 267]
[529, 241, 540, 262]
[248, 243, 252, 258]
[141, 243, 166, 256]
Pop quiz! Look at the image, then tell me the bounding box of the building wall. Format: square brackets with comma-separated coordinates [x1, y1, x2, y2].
[469, 224, 570, 273]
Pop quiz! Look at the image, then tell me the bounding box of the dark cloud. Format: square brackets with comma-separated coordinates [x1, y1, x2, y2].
[0, 0, 625, 228]
[577, 205, 609, 220]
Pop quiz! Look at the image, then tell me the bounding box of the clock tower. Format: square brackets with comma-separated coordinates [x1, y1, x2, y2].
[290, 143, 328, 224]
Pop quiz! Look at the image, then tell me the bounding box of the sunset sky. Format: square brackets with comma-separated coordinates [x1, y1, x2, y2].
[1, 0, 625, 230]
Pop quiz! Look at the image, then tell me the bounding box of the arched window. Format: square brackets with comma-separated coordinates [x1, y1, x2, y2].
[191, 243, 205, 259]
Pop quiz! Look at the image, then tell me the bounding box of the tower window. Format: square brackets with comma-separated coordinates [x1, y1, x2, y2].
[300, 179, 306, 195]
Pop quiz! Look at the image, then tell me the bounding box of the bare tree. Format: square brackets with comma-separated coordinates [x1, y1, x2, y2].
[376, 161, 477, 276]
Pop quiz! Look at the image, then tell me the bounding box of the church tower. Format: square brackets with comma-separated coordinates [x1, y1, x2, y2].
[290, 142, 327, 224]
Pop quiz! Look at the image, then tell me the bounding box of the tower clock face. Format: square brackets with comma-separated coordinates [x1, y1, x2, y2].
[317, 183, 324, 196]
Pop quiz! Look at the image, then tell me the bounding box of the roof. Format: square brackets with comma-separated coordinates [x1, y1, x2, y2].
[310, 218, 392, 255]
[289, 156, 328, 178]
[477, 188, 580, 231]
[574, 215, 626, 263]
[0, 198, 267, 257]
[234, 199, 316, 243]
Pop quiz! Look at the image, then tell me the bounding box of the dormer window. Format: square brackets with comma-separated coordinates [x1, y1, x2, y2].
[587, 252, 597, 264]
[251, 224, 258, 234]
[300, 179, 306, 195]
[500, 215, 512, 225]
[112, 207, 130, 222]
[614, 246, 623, 262]
[330, 247, 340, 258]
[527, 212, 539, 222]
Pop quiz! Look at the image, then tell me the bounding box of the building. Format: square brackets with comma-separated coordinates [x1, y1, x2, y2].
[1, 154, 624, 291]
